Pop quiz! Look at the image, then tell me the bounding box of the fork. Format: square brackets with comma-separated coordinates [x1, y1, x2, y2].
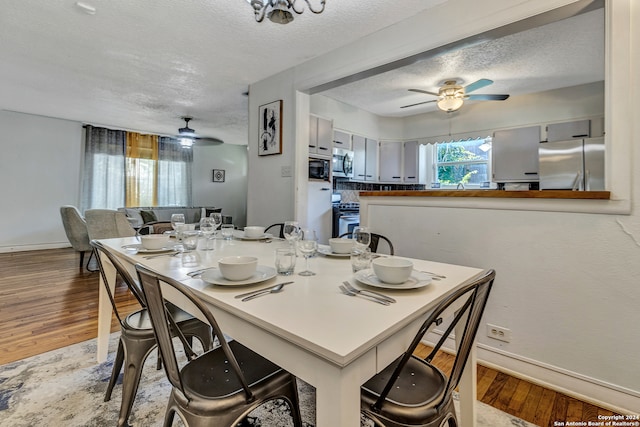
[143, 251, 181, 260]
[342, 281, 396, 303]
[339, 285, 390, 305]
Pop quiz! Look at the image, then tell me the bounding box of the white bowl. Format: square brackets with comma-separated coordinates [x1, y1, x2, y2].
[329, 238, 355, 254]
[140, 234, 170, 250]
[372, 257, 414, 284]
[218, 256, 258, 281]
[244, 226, 266, 238]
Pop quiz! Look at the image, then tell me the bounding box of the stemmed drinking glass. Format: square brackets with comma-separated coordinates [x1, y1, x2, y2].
[283, 221, 301, 248]
[298, 229, 318, 276]
[352, 226, 371, 249]
[199, 217, 216, 250]
[171, 213, 186, 240]
[209, 212, 222, 237]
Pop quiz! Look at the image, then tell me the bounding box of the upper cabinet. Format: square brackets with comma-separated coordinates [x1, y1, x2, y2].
[546, 119, 591, 142]
[492, 126, 541, 183]
[352, 135, 377, 181]
[333, 130, 351, 150]
[378, 141, 402, 182]
[403, 140, 420, 183]
[309, 115, 332, 157]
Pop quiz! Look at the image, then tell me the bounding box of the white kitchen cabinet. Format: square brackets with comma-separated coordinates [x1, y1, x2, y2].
[403, 140, 420, 183]
[546, 119, 591, 142]
[378, 141, 402, 182]
[352, 134, 377, 181]
[308, 115, 332, 157]
[492, 126, 540, 183]
[333, 130, 351, 150]
[306, 180, 333, 244]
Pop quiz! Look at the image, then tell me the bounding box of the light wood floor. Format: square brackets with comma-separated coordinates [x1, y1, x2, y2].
[0, 248, 621, 427]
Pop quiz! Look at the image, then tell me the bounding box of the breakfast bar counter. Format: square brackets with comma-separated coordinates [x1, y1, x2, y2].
[359, 189, 610, 199]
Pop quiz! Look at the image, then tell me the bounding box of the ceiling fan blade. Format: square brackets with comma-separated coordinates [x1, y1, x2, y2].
[464, 79, 494, 93]
[466, 94, 510, 101]
[400, 99, 437, 109]
[408, 88, 440, 97]
[195, 136, 224, 146]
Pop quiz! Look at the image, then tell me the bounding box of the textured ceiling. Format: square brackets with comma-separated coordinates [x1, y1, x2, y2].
[0, 1, 603, 145]
[322, 8, 604, 117]
[0, 0, 446, 144]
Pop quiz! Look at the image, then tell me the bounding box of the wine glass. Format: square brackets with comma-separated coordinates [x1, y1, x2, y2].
[209, 212, 222, 237]
[283, 221, 301, 248]
[199, 217, 216, 250]
[171, 213, 186, 240]
[298, 229, 318, 276]
[352, 226, 371, 249]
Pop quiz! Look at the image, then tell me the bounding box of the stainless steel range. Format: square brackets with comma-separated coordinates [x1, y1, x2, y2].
[332, 200, 360, 238]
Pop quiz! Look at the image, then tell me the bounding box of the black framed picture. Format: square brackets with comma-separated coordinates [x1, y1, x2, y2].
[212, 169, 225, 182]
[258, 100, 282, 156]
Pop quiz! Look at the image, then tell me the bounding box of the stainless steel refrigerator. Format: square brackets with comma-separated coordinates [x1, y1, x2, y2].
[538, 137, 604, 190]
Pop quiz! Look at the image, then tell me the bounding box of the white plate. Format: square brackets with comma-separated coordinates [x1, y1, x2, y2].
[354, 269, 432, 290]
[317, 246, 351, 258]
[232, 230, 273, 241]
[200, 265, 277, 286]
[122, 243, 178, 253]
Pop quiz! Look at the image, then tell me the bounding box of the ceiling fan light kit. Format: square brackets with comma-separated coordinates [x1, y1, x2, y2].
[250, 0, 326, 24]
[175, 117, 223, 148]
[403, 78, 510, 112]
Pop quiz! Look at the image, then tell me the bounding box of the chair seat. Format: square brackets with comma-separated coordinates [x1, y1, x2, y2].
[124, 302, 206, 331]
[181, 340, 287, 400]
[361, 355, 448, 424]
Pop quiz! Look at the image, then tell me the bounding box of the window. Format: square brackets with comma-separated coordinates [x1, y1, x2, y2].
[434, 137, 491, 187]
[81, 126, 192, 211]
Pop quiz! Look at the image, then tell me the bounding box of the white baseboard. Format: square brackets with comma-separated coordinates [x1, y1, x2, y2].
[423, 333, 640, 415]
[0, 242, 70, 253]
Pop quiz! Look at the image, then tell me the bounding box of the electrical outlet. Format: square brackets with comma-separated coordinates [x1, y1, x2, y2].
[487, 324, 511, 343]
[281, 166, 292, 177]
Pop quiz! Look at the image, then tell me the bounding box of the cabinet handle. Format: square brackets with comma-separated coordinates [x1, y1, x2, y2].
[392, 176, 400, 179]
[309, 145, 316, 148]
[524, 172, 538, 175]
[319, 147, 328, 151]
[407, 176, 416, 179]
[334, 141, 343, 145]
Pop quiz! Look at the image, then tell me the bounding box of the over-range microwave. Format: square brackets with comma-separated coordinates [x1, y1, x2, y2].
[309, 157, 330, 181]
[332, 147, 354, 179]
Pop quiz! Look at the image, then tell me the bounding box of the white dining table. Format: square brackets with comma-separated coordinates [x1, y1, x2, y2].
[95, 235, 485, 427]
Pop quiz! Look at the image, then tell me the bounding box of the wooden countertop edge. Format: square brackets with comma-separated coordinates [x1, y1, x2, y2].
[358, 190, 611, 200]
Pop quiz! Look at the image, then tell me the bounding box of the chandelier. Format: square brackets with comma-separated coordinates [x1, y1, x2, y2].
[249, 0, 326, 24]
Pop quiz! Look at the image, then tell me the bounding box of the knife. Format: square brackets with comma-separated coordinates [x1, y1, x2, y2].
[234, 281, 294, 299]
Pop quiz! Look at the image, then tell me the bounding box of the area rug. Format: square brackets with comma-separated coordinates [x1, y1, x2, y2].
[0, 334, 537, 427]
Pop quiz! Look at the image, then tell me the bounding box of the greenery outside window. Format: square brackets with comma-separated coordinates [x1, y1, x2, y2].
[434, 137, 491, 187]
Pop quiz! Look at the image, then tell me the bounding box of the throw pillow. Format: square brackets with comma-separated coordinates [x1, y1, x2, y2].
[140, 210, 158, 224]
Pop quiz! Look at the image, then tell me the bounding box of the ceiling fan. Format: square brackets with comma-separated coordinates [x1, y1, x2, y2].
[175, 117, 224, 147]
[401, 79, 510, 112]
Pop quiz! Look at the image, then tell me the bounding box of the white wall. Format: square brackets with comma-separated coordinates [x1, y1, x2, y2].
[192, 144, 248, 228]
[246, 0, 639, 413]
[0, 110, 248, 252]
[247, 68, 298, 226]
[0, 111, 83, 252]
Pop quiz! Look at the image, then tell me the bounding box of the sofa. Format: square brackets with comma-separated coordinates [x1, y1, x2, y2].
[118, 206, 222, 233]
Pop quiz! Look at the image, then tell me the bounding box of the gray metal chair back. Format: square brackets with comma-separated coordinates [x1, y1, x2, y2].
[361, 269, 496, 427]
[265, 223, 285, 239]
[59, 205, 94, 269]
[135, 263, 303, 427]
[91, 240, 212, 427]
[340, 231, 395, 255]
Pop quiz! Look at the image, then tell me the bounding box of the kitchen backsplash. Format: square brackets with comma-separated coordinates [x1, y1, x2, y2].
[333, 179, 425, 203]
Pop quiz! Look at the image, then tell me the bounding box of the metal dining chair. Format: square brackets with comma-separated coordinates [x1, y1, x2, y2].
[265, 223, 285, 239]
[339, 232, 395, 255]
[360, 269, 495, 427]
[135, 263, 303, 427]
[92, 240, 213, 427]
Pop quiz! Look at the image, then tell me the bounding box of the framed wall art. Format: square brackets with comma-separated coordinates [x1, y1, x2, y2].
[258, 100, 282, 156]
[212, 169, 225, 182]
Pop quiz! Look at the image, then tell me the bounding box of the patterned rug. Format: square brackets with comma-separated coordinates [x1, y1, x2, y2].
[0, 334, 537, 426]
